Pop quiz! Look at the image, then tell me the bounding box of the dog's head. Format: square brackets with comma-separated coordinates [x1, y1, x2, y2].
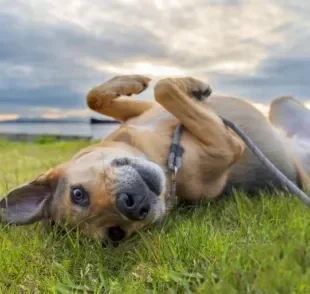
[0, 142, 168, 243]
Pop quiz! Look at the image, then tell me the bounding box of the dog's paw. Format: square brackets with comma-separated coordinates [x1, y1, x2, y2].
[87, 75, 151, 109]
[107, 75, 151, 97]
[191, 81, 212, 101]
[186, 77, 212, 101]
[163, 77, 212, 101]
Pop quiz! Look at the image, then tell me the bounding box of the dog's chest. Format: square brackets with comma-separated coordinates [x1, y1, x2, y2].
[127, 107, 175, 131]
[124, 107, 220, 200]
[127, 123, 216, 201]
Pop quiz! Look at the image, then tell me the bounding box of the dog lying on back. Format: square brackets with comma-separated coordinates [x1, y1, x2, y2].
[0, 75, 309, 243]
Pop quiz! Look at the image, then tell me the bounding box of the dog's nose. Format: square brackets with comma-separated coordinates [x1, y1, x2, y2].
[116, 193, 150, 221]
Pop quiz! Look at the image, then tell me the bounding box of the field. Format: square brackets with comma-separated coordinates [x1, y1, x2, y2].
[0, 140, 310, 293]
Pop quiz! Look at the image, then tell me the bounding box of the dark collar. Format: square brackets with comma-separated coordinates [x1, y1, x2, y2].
[166, 124, 184, 210]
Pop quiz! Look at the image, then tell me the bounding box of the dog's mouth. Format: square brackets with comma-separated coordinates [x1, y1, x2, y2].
[106, 226, 126, 243]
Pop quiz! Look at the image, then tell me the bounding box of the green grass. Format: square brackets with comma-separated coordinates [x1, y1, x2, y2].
[0, 140, 310, 293]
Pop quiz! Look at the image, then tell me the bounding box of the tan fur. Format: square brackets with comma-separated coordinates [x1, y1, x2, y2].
[1, 75, 309, 242]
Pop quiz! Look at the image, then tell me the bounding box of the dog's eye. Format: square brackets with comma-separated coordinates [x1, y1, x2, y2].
[70, 186, 89, 206]
[107, 226, 126, 242]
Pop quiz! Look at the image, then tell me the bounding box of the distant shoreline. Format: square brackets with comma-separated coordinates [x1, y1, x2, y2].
[0, 133, 92, 141]
[0, 120, 121, 141]
[90, 118, 120, 124]
[0, 118, 121, 124]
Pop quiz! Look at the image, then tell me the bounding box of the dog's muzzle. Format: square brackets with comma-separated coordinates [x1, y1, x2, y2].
[112, 157, 164, 221]
[116, 192, 150, 221]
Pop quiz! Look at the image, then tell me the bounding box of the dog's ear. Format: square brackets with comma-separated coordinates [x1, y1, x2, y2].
[0, 168, 59, 225]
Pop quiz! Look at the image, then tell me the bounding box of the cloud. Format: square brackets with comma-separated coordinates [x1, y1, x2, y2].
[208, 57, 310, 102]
[0, 0, 309, 118]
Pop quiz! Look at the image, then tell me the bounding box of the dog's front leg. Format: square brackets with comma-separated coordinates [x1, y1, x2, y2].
[87, 75, 155, 122]
[154, 77, 245, 172]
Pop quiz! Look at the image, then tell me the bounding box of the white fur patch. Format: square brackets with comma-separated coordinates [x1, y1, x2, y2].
[275, 127, 310, 174]
[287, 135, 310, 174]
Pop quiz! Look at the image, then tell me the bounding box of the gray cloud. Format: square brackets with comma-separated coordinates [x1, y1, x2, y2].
[0, 8, 169, 116]
[209, 57, 310, 102]
[0, 0, 309, 118]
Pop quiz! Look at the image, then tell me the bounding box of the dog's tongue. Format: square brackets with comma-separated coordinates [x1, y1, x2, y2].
[269, 96, 310, 139]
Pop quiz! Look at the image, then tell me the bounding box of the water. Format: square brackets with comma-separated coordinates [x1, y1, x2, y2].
[0, 122, 121, 141]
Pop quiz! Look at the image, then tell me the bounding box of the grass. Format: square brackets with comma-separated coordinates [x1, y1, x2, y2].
[0, 140, 310, 293]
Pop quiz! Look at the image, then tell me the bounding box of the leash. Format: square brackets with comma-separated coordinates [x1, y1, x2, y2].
[220, 117, 310, 206]
[167, 119, 310, 209]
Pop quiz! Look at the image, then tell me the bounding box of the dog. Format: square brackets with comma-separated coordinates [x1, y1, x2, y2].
[1, 75, 309, 243]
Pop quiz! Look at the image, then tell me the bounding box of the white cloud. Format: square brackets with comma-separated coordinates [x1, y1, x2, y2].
[85, 59, 186, 78]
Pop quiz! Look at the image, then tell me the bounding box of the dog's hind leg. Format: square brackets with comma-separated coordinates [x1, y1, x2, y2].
[87, 75, 155, 122]
[269, 96, 310, 185]
[269, 96, 310, 139]
[154, 77, 245, 177]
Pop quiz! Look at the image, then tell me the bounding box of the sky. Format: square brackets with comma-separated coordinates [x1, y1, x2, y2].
[0, 0, 310, 120]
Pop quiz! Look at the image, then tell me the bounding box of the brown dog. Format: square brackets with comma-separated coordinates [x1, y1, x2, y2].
[1, 75, 309, 243]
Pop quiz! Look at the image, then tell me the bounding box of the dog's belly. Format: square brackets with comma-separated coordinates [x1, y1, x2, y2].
[127, 96, 301, 197]
[208, 95, 300, 194]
